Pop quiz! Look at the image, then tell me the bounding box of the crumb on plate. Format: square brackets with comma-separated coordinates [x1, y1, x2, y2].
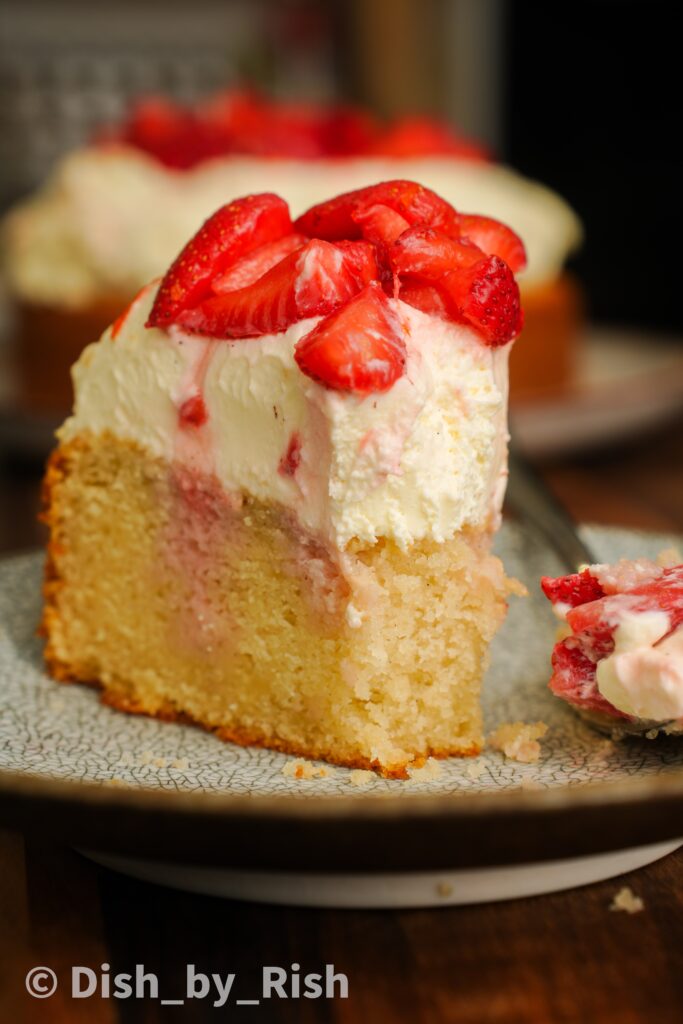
[488, 721, 548, 763]
[465, 760, 485, 780]
[657, 547, 681, 567]
[281, 758, 334, 780]
[407, 758, 443, 783]
[348, 769, 375, 787]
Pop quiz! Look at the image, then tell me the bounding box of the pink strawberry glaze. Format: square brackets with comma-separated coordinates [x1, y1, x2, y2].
[278, 433, 302, 478]
[161, 465, 244, 655]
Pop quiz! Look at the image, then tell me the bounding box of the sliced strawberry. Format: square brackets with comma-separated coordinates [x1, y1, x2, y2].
[147, 194, 293, 330]
[351, 204, 411, 246]
[212, 233, 307, 293]
[459, 215, 527, 274]
[549, 639, 629, 719]
[389, 226, 484, 280]
[540, 569, 605, 610]
[397, 277, 448, 318]
[295, 283, 406, 394]
[439, 255, 523, 346]
[294, 180, 460, 241]
[122, 96, 203, 169]
[177, 239, 377, 339]
[370, 116, 489, 161]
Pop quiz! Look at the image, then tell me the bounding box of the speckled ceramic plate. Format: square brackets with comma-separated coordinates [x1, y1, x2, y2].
[1, 523, 683, 881]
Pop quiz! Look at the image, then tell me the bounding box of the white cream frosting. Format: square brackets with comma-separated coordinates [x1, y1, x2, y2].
[596, 609, 683, 721]
[4, 147, 582, 307]
[59, 285, 509, 550]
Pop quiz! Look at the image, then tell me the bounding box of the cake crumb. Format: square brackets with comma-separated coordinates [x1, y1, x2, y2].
[407, 758, 443, 783]
[657, 547, 681, 568]
[139, 750, 154, 766]
[348, 769, 375, 787]
[152, 757, 167, 769]
[171, 757, 189, 770]
[506, 576, 529, 597]
[609, 886, 644, 914]
[104, 777, 125, 788]
[465, 760, 485, 780]
[281, 758, 332, 780]
[519, 777, 544, 791]
[436, 881, 454, 898]
[488, 721, 548, 764]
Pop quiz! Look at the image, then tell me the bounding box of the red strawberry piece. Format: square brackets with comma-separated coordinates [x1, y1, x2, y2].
[540, 569, 605, 610]
[351, 204, 411, 246]
[178, 238, 377, 339]
[294, 282, 406, 394]
[549, 639, 629, 719]
[278, 433, 302, 477]
[388, 226, 484, 280]
[459, 214, 527, 274]
[370, 117, 489, 161]
[397, 277, 448, 318]
[439, 255, 523, 345]
[294, 180, 460, 241]
[567, 570, 683, 660]
[147, 194, 293, 329]
[212, 233, 307, 293]
[179, 394, 208, 428]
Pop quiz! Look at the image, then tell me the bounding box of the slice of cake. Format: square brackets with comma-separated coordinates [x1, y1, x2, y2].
[41, 180, 524, 777]
[542, 556, 683, 735]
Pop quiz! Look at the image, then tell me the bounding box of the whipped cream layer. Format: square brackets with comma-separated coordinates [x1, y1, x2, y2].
[596, 608, 683, 722]
[4, 148, 581, 307]
[59, 286, 509, 550]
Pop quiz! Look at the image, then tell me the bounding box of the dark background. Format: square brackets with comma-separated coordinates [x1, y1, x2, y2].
[507, 0, 679, 331]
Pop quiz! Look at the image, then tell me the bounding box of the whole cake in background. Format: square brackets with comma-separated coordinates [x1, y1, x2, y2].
[1, 90, 581, 414]
[42, 180, 525, 777]
[542, 556, 683, 735]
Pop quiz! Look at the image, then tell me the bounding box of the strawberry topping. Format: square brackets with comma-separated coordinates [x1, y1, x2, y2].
[458, 214, 527, 274]
[147, 194, 292, 329]
[295, 283, 406, 394]
[439, 255, 523, 346]
[177, 238, 377, 339]
[389, 227, 484, 279]
[211, 233, 307, 293]
[97, 90, 488, 168]
[541, 569, 605, 609]
[294, 180, 461, 242]
[146, 180, 526, 392]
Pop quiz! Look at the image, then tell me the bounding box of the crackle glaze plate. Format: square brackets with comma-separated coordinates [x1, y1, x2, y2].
[1, 522, 683, 890]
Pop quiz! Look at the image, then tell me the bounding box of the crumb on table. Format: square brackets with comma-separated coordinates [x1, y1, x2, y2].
[488, 721, 548, 763]
[609, 886, 644, 914]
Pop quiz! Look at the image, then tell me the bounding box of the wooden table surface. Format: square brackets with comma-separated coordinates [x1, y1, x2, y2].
[1, 413, 682, 1023]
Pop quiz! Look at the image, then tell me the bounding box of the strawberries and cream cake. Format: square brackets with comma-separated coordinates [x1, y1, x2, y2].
[542, 556, 683, 735]
[41, 180, 525, 777]
[3, 91, 579, 413]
